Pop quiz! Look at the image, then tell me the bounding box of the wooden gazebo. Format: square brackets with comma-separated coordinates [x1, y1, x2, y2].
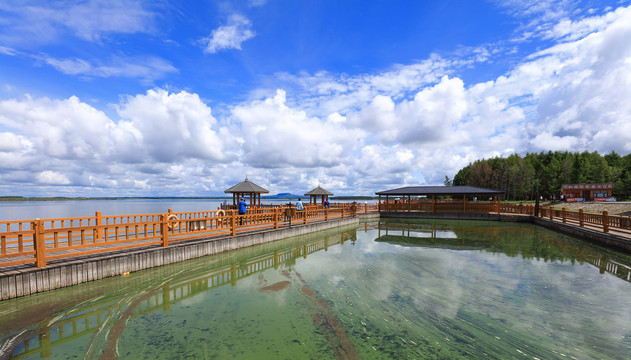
[224, 177, 269, 206]
[304, 186, 334, 205]
[376, 185, 503, 213]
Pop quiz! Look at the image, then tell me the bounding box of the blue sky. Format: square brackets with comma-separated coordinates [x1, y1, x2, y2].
[1, 0, 631, 197]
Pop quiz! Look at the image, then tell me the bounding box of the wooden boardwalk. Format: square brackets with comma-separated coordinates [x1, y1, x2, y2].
[0, 204, 374, 270]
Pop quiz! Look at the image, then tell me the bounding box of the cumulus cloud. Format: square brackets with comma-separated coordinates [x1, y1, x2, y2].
[0, 95, 115, 160]
[523, 5, 631, 152]
[0, 89, 236, 195]
[36, 171, 71, 185]
[201, 14, 255, 54]
[0, 132, 29, 152]
[231, 89, 362, 168]
[117, 89, 234, 163]
[2, 4, 631, 196]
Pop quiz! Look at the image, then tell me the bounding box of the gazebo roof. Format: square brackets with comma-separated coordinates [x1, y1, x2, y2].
[375, 185, 503, 196]
[304, 185, 334, 196]
[224, 178, 269, 194]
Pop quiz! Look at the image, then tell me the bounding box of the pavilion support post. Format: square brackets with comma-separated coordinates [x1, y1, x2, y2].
[432, 195, 436, 213]
[463, 195, 466, 213]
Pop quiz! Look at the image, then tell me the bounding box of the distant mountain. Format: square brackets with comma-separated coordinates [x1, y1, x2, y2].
[262, 193, 302, 199]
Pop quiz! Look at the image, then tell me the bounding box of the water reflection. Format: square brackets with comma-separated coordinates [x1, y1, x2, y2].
[0, 227, 357, 359]
[1, 220, 631, 359]
[377, 219, 631, 284]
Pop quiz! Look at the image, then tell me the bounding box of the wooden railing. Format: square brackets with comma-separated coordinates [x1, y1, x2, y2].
[379, 201, 631, 237]
[0, 204, 367, 269]
[539, 207, 631, 236]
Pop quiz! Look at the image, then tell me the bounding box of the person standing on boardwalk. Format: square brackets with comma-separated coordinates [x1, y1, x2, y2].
[295, 198, 304, 220]
[324, 199, 330, 208]
[238, 198, 247, 225]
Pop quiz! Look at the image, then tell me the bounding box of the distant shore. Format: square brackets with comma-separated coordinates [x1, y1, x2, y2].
[0, 195, 379, 202]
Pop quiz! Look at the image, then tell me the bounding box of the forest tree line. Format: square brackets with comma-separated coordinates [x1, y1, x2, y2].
[449, 151, 631, 201]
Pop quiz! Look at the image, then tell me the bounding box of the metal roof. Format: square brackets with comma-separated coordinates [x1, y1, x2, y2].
[224, 178, 269, 194]
[375, 185, 504, 196]
[304, 185, 334, 196]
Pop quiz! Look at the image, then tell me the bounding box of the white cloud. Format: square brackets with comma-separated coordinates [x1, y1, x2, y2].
[0, 132, 29, 152]
[43, 55, 177, 82]
[231, 89, 362, 168]
[522, 5, 631, 152]
[36, 171, 70, 185]
[117, 89, 234, 163]
[0, 0, 156, 45]
[0, 46, 17, 56]
[0, 95, 115, 160]
[1, 5, 631, 196]
[201, 14, 256, 54]
[0, 89, 236, 195]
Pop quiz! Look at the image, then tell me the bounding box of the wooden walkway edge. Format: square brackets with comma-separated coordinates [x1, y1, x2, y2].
[0, 215, 377, 301]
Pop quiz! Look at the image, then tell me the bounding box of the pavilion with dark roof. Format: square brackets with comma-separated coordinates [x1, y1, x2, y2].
[304, 185, 334, 205]
[375, 185, 504, 213]
[224, 177, 269, 206]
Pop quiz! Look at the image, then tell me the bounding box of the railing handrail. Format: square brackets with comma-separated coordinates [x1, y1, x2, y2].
[0, 203, 367, 268]
[4, 201, 627, 269]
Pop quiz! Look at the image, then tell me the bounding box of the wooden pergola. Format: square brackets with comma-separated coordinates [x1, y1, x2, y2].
[224, 177, 269, 206]
[375, 185, 504, 213]
[304, 186, 333, 205]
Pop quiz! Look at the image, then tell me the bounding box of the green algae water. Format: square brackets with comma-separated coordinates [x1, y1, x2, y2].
[2, 219, 631, 359]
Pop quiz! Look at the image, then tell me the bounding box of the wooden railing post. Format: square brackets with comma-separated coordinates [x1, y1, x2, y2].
[579, 209, 584, 227]
[95, 211, 102, 240]
[549, 207, 553, 220]
[160, 214, 169, 247]
[562, 207, 566, 223]
[33, 218, 46, 268]
[603, 211, 609, 233]
[231, 211, 236, 236]
[274, 208, 279, 229]
[325, 208, 329, 221]
[304, 209, 308, 224]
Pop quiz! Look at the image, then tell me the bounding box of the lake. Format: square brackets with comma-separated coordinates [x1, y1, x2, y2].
[1, 218, 630, 359]
[0, 199, 377, 222]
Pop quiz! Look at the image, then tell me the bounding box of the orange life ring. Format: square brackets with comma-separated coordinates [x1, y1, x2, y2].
[217, 209, 225, 217]
[166, 214, 178, 230]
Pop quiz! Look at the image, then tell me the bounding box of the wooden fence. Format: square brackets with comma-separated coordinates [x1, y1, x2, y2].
[3, 200, 628, 270]
[379, 201, 631, 237]
[0, 204, 365, 269]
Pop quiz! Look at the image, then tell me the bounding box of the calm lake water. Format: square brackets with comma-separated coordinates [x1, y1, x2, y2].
[0, 199, 377, 222]
[1, 219, 631, 359]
